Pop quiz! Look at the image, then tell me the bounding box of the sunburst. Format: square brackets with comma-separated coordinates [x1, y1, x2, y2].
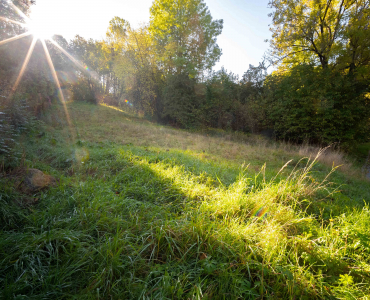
[0, 0, 94, 140]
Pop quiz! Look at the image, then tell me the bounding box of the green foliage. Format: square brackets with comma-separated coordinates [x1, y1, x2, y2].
[162, 74, 197, 127]
[0, 107, 16, 156]
[102, 0, 223, 120]
[149, 0, 223, 78]
[268, 0, 370, 73]
[0, 0, 33, 40]
[0, 2, 61, 159]
[0, 96, 39, 166]
[70, 78, 97, 104]
[68, 36, 103, 102]
[202, 68, 238, 129]
[161, 68, 266, 131]
[0, 36, 51, 160]
[237, 64, 268, 133]
[264, 64, 370, 146]
[264, 0, 370, 146]
[106, 21, 162, 118]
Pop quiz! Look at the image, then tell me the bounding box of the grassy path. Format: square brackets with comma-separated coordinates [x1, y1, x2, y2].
[1, 103, 369, 299]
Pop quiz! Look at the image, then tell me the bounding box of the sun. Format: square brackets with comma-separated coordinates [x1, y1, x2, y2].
[27, 5, 59, 40]
[27, 18, 55, 40]
[1, 0, 94, 126]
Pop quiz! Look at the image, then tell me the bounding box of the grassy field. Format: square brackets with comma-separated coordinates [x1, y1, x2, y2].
[1, 102, 370, 299]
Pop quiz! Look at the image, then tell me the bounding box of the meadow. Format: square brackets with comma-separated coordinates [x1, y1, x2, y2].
[1, 102, 370, 299]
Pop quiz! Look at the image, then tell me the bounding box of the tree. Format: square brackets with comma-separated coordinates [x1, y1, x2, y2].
[203, 68, 238, 129]
[263, 64, 370, 146]
[339, 0, 370, 75]
[149, 0, 223, 78]
[0, 1, 54, 159]
[268, 0, 370, 73]
[68, 36, 109, 102]
[106, 18, 162, 118]
[238, 62, 269, 133]
[0, 0, 33, 40]
[266, 0, 370, 146]
[162, 74, 197, 127]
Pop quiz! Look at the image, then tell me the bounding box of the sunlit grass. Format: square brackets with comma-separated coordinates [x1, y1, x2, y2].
[1, 102, 369, 299]
[75, 103, 356, 177]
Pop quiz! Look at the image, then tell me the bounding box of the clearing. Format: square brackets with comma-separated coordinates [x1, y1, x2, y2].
[1, 102, 369, 299]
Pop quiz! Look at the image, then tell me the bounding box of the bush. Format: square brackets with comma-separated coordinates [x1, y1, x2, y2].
[162, 74, 198, 128]
[264, 65, 370, 147]
[0, 95, 37, 164]
[0, 109, 15, 157]
[70, 78, 97, 104]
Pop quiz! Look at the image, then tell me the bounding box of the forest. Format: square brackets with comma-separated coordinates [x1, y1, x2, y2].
[1, 0, 370, 299]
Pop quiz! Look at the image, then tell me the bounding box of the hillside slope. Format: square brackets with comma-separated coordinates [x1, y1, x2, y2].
[1, 103, 369, 299]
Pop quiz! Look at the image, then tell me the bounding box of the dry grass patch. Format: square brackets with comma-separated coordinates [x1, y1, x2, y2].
[297, 144, 354, 174]
[63, 103, 361, 178]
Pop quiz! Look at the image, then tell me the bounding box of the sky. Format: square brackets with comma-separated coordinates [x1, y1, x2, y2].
[29, 0, 272, 78]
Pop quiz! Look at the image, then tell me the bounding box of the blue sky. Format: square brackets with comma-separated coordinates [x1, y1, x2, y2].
[29, 0, 272, 78]
[207, 0, 272, 77]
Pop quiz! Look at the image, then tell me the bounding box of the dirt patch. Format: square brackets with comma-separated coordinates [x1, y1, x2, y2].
[7, 167, 58, 195]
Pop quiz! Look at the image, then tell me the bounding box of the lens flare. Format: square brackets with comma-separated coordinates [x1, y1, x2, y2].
[0, 32, 31, 46]
[251, 205, 269, 219]
[41, 39, 74, 141]
[8, 1, 31, 23]
[124, 99, 133, 106]
[74, 147, 90, 164]
[0, 16, 26, 27]
[11, 37, 37, 93]
[49, 39, 91, 74]
[1, 0, 99, 144]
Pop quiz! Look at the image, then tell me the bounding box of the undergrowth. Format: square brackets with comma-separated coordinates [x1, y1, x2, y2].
[0, 103, 369, 299]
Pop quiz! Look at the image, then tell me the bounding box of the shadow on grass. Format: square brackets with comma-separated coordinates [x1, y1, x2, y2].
[1, 141, 369, 299]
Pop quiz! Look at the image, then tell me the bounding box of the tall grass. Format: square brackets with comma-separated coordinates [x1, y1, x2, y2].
[0, 103, 369, 299]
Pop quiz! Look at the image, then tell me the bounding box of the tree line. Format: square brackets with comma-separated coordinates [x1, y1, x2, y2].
[1, 0, 369, 157]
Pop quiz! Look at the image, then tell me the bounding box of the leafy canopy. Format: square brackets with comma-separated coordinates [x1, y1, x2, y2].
[149, 0, 223, 78]
[269, 0, 370, 74]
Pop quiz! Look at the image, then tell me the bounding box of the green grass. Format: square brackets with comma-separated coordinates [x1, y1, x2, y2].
[1, 102, 370, 299]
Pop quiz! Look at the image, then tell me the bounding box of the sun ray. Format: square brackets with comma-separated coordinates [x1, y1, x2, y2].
[0, 16, 26, 27]
[40, 39, 74, 139]
[0, 31, 31, 46]
[11, 36, 37, 94]
[49, 39, 88, 71]
[7, 0, 31, 23]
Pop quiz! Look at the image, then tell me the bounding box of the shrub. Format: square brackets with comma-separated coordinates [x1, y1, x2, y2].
[162, 74, 198, 128]
[70, 78, 97, 104]
[0, 95, 37, 164]
[264, 65, 370, 147]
